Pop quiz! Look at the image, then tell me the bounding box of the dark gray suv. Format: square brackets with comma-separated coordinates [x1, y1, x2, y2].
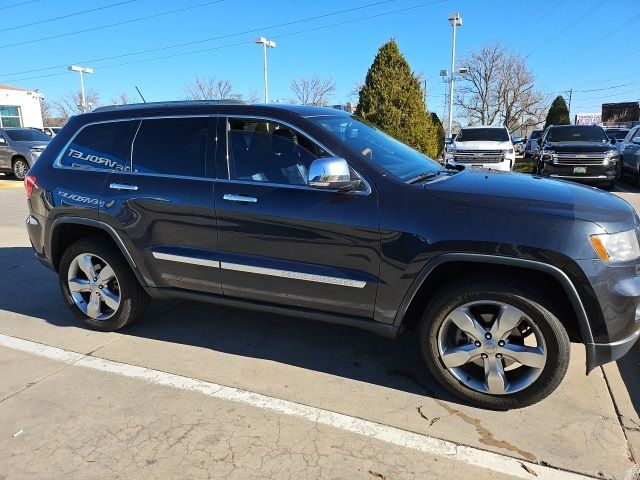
[0, 127, 51, 180]
[23, 102, 640, 410]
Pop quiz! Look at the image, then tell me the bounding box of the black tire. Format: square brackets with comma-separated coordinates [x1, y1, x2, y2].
[59, 236, 149, 331]
[12, 157, 29, 181]
[419, 279, 570, 410]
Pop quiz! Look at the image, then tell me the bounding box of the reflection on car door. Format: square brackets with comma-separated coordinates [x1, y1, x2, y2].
[0, 131, 11, 171]
[214, 117, 380, 318]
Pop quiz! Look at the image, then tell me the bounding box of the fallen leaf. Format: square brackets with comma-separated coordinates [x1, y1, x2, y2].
[369, 470, 387, 480]
[417, 406, 429, 421]
[520, 463, 538, 476]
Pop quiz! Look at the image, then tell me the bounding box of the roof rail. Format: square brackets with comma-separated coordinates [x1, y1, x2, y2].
[92, 99, 249, 113]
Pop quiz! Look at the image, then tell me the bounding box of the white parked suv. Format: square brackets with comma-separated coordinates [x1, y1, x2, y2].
[445, 126, 515, 171]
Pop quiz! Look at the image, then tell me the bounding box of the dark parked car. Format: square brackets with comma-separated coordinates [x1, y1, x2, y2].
[523, 129, 542, 158]
[604, 127, 630, 142]
[24, 102, 640, 410]
[534, 125, 619, 189]
[619, 125, 640, 184]
[0, 127, 51, 180]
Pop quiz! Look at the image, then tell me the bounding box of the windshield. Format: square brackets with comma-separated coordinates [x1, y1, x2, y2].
[605, 129, 629, 140]
[4, 129, 51, 142]
[530, 130, 542, 139]
[309, 115, 442, 182]
[548, 126, 608, 143]
[456, 128, 509, 142]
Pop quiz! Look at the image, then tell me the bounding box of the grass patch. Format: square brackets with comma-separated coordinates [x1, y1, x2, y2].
[513, 159, 533, 174]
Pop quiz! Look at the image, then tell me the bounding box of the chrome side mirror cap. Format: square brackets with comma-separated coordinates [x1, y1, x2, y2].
[308, 157, 360, 191]
[633, 137, 640, 145]
[0, 137, 6, 145]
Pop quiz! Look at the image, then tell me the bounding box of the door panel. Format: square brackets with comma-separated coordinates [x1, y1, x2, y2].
[100, 173, 221, 293]
[214, 180, 380, 317]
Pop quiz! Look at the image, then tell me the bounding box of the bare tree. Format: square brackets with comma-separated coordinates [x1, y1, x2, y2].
[245, 89, 260, 104]
[455, 42, 546, 131]
[51, 90, 100, 121]
[349, 79, 364, 99]
[110, 91, 136, 105]
[290, 75, 336, 106]
[184, 76, 233, 100]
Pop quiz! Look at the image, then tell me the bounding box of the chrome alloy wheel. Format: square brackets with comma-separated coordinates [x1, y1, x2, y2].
[13, 159, 28, 180]
[437, 301, 547, 395]
[67, 253, 121, 320]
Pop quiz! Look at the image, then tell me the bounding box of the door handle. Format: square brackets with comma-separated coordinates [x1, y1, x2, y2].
[223, 194, 257, 203]
[109, 183, 138, 191]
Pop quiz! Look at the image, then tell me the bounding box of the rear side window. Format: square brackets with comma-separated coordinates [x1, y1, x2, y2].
[132, 118, 209, 177]
[61, 121, 139, 171]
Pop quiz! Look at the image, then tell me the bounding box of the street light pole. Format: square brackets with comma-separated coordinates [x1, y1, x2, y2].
[67, 65, 94, 113]
[447, 12, 462, 138]
[254, 37, 276, 103]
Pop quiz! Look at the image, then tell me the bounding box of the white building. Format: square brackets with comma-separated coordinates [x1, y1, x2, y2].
[0, 85, 43, 129]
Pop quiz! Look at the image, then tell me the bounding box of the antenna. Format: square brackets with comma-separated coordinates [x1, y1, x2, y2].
[135, 86, 147, 103]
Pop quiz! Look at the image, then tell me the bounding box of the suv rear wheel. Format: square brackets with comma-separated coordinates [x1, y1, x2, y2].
[59, 237, 149, 331]
[419, 280, 570, 410]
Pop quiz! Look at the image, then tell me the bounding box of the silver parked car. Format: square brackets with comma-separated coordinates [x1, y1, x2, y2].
[0, 127, 51, 180]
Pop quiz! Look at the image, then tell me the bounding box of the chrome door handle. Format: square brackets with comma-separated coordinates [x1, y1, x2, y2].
[223, 194, 257, 203]
[109, 183, 138, 191]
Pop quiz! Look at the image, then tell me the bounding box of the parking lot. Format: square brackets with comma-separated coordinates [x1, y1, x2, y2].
[0, 176, 639, 480]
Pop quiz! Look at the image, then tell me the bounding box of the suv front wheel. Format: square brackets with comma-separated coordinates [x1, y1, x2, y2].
[59, 237, 149, 331]
[419, 280, 570, 410]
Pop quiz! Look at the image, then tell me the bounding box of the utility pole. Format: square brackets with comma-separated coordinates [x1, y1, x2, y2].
[67, 65, 94, 113]
[564, 89, 573, 123]
[423, 80, 428, 110]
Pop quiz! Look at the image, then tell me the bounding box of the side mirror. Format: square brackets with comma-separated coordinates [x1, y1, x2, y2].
[0, 137, 6, 145]
[610, 137, 617, 145]
[308, 157, 360, 191]
[444, 137, 453, 145]
[536, 137, 542, 145]
[633, 137, 640, 145]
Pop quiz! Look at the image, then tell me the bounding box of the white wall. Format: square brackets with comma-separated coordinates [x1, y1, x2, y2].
[0, 87, 43, 129]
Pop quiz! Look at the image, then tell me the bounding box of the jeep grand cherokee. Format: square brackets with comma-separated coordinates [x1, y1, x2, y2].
[24, 102, 640, 410]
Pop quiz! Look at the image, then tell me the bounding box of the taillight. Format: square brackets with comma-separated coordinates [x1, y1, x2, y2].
[24, 175, 37, 200]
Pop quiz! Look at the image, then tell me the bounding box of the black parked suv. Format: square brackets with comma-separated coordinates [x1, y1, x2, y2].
[24, 102, 640, 410]
[534, 124, 619, 189]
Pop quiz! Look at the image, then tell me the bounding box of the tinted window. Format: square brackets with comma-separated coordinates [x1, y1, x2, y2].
[5, 129, 50, 142]
[530, 130, 542, 139]
[605, 129, 629, 140]
[61, 121, 138, 170]
[547, 126, 608, 143]
[227, 119, 326, 185]
[311, 115, 441, 182]
[133, 118, 209, 177]
[456, 128, 510, 142]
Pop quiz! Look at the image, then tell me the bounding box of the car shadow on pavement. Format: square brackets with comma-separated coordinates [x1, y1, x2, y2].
[0, 246, 457, 403]
[615, 345, 640, 417]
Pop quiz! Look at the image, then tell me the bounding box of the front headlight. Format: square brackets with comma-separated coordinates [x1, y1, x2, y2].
[30, 148, 43, 160]
[590, 230, 640, 263]
[604, 150, 619, 165]
[541, 149, 555, 161]
[504, 149, 514, 154]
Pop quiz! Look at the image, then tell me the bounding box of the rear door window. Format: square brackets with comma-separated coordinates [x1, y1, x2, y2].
[61, 121, 139, 171]
[132, 118, 209, 177]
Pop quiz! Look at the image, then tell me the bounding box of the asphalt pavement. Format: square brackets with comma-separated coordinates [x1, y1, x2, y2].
[0, 175, 639, 480]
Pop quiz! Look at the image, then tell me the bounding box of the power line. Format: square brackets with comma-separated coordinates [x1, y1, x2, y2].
[527, 0, 564, 31]
[1, 0, 138, 33]
[0, 0, 225, 50]
[1, 0, 447, 85]
[567, 11, 640, 59]
[573, 81, 637, 93]
[0, 0, 400, 79]
[575, 88, 639, 102]
[4, 0, 42, 8]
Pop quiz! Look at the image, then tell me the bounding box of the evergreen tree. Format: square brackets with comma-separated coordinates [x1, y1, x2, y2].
[430, 112, 445, 157]
[355, 39, 438, 158]
[544, 96, 570, 128]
